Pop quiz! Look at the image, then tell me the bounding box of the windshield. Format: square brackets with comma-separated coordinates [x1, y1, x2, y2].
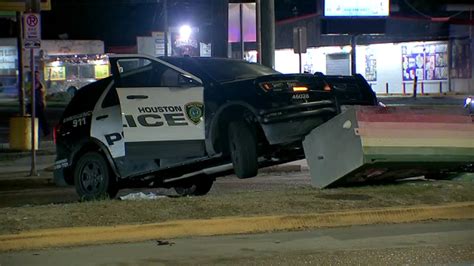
[194, 58, 280, 83]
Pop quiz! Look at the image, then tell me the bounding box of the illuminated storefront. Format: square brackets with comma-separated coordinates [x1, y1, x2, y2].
[272, 41, 460, 94]
[0, 39, 107, 98]
[43, 54, 109, 95]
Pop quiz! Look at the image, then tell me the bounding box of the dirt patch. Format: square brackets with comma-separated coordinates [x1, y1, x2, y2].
[0, 179, 473, 235]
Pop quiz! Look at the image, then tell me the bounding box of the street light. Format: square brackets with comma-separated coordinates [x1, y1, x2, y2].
[179, 25, 192, 41]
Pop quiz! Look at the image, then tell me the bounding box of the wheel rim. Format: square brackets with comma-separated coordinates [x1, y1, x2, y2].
[80, 161, 104, 194]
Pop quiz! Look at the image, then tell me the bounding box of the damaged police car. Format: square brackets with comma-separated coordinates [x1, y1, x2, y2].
[54, 54, 377, 200]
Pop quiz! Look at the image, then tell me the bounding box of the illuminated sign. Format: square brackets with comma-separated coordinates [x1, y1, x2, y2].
[0, 0, 51, 11]
[44, 66, 66, 81]
[94, 65, 110, 79]
[324, 0, 389, 17]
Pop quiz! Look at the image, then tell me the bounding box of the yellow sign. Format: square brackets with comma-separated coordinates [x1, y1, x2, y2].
[0, 0, 51, 12]
[44, 66, 66, 81]
[95, 65, 110, 79]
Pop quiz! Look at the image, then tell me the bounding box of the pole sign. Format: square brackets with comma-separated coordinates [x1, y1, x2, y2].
[293, 27, 307, 54]
[23, 13, 41, 49]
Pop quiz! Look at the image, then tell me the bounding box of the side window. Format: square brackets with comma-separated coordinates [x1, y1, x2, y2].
[160, 68, 181, 87]
[116, 58, 154, 87]
[115, 57, 188, 88]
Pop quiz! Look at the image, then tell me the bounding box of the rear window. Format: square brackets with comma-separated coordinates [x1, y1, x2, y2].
[62, 77, 112, 118]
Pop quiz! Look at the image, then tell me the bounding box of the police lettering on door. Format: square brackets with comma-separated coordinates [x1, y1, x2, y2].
[124, 105, 186, 128]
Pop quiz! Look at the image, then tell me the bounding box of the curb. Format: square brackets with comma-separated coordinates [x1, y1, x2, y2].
[0, 202, 473, 252]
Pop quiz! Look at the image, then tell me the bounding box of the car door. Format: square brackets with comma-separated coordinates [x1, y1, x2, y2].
[109, 55, 206, 159]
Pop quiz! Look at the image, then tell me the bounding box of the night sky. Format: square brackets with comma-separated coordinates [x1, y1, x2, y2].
[40, 0, 318, 47]
[5, 0, 468, 48]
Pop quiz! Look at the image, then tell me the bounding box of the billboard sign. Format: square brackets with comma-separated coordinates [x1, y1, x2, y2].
[401, 42, 448, 81]
[324, 0, 389, 17]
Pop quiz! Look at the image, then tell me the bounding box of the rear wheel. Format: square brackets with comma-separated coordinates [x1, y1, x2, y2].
[74, 151, 118, 201]
[228, 120, 258, 178]
[174, 176, 214, 196]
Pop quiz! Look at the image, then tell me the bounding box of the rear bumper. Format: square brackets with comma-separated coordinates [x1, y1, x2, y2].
[258, 100, 338, 145]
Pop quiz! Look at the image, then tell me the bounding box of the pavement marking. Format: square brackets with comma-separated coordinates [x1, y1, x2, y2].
[0, 201, 473, 252]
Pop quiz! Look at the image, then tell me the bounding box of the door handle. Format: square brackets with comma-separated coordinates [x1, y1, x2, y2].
[96, 115, 109, 120]
[127, 95, 149, 99]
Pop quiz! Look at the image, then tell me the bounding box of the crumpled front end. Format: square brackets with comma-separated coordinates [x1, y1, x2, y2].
[259, 99, 338, 145]
[254, 73, 377, 145]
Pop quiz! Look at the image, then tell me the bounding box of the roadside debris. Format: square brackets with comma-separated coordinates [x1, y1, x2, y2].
[118, 192, 168, 201]
[156, 240, 175, 246]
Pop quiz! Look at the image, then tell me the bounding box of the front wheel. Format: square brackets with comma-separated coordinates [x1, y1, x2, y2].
[228, 120, 258, 179]
[174, 176, 214, 196]
[74, 151, 118, 201]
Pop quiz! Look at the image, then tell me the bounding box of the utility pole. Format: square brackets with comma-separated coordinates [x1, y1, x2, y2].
[26, 0, 41, 176]
[256, 0, 262, 63]
[239, 3, 244, 59]
[350, 35, 357, 75]
[16, 11, 25, 116]
[163, 0, 168, 56]
[261, 0, 275, 68]
[211, 0, 229, 58]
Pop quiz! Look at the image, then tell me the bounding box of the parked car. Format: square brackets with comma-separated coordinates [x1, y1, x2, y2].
[54, 54, 377, 200]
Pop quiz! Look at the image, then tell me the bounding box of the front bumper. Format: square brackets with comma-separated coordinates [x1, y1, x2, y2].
[258, 99, 338, 145]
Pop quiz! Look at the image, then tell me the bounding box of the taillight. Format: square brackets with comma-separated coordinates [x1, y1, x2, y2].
[260, 82, 273, 92]
[53, 124, 60, 144]
[259, 81, 289, 92]
[258, 80, 310, 93]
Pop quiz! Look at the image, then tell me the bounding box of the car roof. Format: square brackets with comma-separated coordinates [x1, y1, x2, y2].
[108, 53, 203, 84]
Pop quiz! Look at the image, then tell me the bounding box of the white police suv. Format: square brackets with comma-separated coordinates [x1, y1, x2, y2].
[54, 54, 377, 200]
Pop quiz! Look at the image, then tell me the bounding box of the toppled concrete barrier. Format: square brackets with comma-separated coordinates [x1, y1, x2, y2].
[303, 106, 474, 188]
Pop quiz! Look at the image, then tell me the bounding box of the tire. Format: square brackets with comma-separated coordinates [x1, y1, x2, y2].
[228, 120, 258, 179]
[174, 176, 214, 196]
[74, 152, 118, 201]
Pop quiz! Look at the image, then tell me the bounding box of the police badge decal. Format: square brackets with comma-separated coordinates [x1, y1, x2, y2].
[185, 102, 204, 125]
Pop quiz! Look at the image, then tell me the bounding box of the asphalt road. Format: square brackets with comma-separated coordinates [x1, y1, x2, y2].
[1, 220, 472, 265]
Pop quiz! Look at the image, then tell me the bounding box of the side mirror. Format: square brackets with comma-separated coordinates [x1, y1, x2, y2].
[179, 74, 201, 87]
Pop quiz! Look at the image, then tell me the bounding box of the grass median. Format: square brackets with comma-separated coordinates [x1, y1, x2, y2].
[0, 178, 473, 235]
